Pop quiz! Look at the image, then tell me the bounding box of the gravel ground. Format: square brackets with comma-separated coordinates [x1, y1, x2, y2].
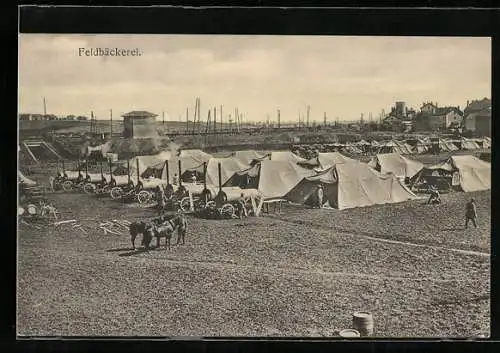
[17, 187, 490, 338]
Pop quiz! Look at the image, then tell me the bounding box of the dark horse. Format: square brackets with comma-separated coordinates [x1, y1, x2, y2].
[144, 214, 188, 250]
[129, 220, 155, 250]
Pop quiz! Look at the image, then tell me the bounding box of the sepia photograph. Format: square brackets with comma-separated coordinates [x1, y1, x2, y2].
[17, 33, 491, 338]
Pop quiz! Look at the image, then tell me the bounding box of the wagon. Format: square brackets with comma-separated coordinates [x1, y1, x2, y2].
[193, 187, 262, 219]
[80, 172, 111, 194]
[135, 178, 170, 204]
[53, 170, 85, 191]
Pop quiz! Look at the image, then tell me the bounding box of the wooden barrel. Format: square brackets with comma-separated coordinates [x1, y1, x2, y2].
[339, 329, 360, 338]
[352, 311, 374, 336]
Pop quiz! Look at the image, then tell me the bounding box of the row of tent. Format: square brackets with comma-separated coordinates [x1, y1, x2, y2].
[292, 137, 491, 157]
[21, 147, 491, 210]
[123, 149, 490, 210]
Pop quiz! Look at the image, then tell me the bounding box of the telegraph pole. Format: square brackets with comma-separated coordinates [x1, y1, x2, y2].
[307, 105, 310, 128]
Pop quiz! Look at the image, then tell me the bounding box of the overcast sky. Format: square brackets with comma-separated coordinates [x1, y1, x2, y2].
[18, 34, 490, 122]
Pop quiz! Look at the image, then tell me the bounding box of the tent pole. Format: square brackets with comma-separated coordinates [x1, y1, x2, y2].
[136, 159, 140, 184]
[203, 162, 207, 190]
[165, 160, 170, 184]
[127, 159, 131, 184]
[178, 160, 182, 186]
[218, 162, 222, 193]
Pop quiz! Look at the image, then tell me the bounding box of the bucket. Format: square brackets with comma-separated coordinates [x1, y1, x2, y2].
[339, 329, 360, 338]
[352, 311, 374, 337]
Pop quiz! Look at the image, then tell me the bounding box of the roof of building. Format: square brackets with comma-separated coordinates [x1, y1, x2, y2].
[433, 107, 463, 116]
[465, 98, 491, 113]
[421, 102, 438, 109]
[121, 111, 158, 118]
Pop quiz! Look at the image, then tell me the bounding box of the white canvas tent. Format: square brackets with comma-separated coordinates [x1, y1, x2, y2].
[19, 171, 37, 186]
[225, 160, 315, 200]
[202, 157, 251, 187]
[299, 152, 356, 169]
[229, 150, 269, 165]
[268, 151, 307, 164]
[286, 161, 418, 210]
[368, 153, 424, 180]
[377, 141, 412, 155]
[425, 155, 490, 192]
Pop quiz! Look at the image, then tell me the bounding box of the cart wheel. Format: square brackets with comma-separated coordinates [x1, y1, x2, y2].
[110, 187, 123, 200]
[52, 178, 63, 191]
[205, 200, 216, 208]
[137, 190, 152, 204]
[27, 204, 38, 216]
[62, 180, 73, 191]
[179, 197, 192, 212]
[18, 207, 25, 216]
[83, 183, 96, 194]
[220, 203, 235, 219]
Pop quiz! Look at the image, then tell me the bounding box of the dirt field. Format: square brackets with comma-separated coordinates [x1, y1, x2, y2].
[17, 183, 490, 337]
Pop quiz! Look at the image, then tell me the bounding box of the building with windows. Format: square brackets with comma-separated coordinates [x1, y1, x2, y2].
[464, 98, 491, 137]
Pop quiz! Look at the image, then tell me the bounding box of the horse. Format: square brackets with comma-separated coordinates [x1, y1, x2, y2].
[129, 220, 155, 250]
[145, 214, 188, 250]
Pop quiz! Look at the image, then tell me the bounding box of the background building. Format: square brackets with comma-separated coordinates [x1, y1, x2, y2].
[414, 103, 463, 132]
[122, 110, 159, 139]
[464, 98, 491, 137]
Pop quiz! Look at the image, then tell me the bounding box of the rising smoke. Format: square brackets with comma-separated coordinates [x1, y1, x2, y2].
[84, 137, 182, 158]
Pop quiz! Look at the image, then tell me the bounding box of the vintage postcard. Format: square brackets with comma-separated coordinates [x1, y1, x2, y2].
[17, 33, 490, 337]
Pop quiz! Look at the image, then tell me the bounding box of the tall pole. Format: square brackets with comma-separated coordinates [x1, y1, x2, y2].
[136, 159, 140, 184]
[178, 160, 182, 186]
[214, 106, 217, 145]
[192, 101, 195, 134]
[213, 107, 217, 134]
[203, 162, 207, 190]
[165, 160, 170, 184]
[162, 111, 165, 125]
[218, 162, 222, 193]
[127, 159, 131, 184]
[186, 107, 189, 133]
[235, 108, 238, 132]
[307, 105, 310, 128]
[197, 97, 201, 134]
[110, 109, 113, 137]
[43, 97, 47, 119]
[277, 109, 281, 129]
[90, 111, 94, 133]
[324, 112, 327, 126]
[220, 105, 223, 143]
[206, 110, 211, 134]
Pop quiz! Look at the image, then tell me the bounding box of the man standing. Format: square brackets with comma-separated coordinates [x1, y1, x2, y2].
[173, 173, 179, 185]
[465, 198, 478, 229]
[317, 184, 324, 209]
[427, 186, 441, 205]
[237, 193, 248, 219]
